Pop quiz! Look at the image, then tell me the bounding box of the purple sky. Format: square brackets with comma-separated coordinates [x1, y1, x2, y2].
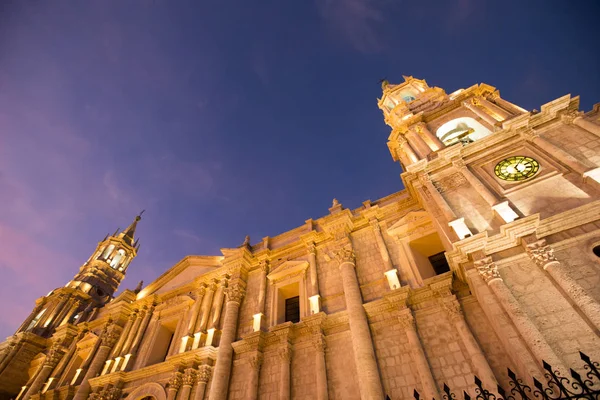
[0, 0, 598, 339]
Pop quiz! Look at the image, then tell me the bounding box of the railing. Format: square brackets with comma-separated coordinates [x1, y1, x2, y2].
[408, 352, 600, 400]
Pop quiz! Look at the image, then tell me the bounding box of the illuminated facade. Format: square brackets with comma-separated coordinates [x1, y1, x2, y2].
[1, 77, 600, 400]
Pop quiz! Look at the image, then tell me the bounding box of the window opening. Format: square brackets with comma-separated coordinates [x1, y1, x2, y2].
[428, 252, 450, 275]
[593, 245, 600, 258]
[285, 296, 300, 323]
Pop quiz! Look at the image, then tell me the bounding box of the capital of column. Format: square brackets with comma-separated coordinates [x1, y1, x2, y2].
[167, 371, 183, 391]
[452, 159, 467, 170]
[440, 299, 462, 323]
[100, 325, 120, 348]
[368, 218, 381, 233]
[278, 346, 292, 364]
[249, 353, 264, 369]
[520, 128, 540, 142]
[182, 368, 197, 387]
[207, 279, 218, 292]
[196, 365, 212, 383]
[560, 109, 583, 125]
[44, 343, 64, 368]
[334, 247, 356, 267]
[398, 310, 416, 331]
[259, 260, 270, 273]
[525, 239, 559, 270]
[306, 241, 317, 255]
[100, 387, 122, 400]
[474, 257, 501, 284]
[312, 334, 327, 353]
[196, 284, 207, 297]
[225, 284, 246, 305]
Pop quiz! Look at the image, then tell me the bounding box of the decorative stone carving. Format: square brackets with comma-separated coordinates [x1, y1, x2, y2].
[526, 239, 558, 269]
[182, 368, 196, 387]
[101, 387, 122, 400]
[334, 247, 355, 266]
[167, 371, 183, 390]
[249, 353, 263, 369]
[225, 284, 246, 305]
[196, 285, 207, 298]
[278, 346, 292, 364]
[440, 299, 462, 323]
[100, 325, 120, 348]
[312, 335, 326, 353]
[475, 258, 501, 283]
[560, 109, 583, 124]
[259, 260, 270, 273]
[44, 342, 64, 367]
[432, 172, 467, 194]
[520, 128, 540, 141]
[197, 365, 212, 383]
[369, 218, 381, 233]
[398, 311, 416, 331]
[306, 241, 316, 255]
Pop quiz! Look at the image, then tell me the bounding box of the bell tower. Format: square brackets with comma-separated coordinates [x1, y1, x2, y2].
[15, 214, 143, 338]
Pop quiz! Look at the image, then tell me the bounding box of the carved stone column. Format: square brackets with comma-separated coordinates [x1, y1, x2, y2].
[414, 122, 443, 152]
[208, 284, 245, 399]
[526, 239, 600, 331]
[198, 281, 217, 332]
[475, 257, 567, 372]
[521, 129, 590, 175]
[335, 246, 384, 399]
[209, 279, 227, 329]
[417, 173, 457, 222]
[166, 371, 183, 400]
[129, 305, 155, 356]
[313, 335, 329, 400]
[307, 243, 319, 296]
[369, 219, 394, 272]
[452, 159, 498, 207]
[398, 135, 420, 164]
[463, 99, 499, 127]
[476, 96, 511, 120]
[73, 325, 120, 400]
[193, 365, 212, 400]
[246, 353, 263, 400]
[121, 308, 144, 355]
[440, 298, 497, 388]
[23, 343, 64, 399]
[257, 261, 269, 313]
[486, 93, 526, 116]
[59, 300, 81, 326]
[187, 286, 207, 335]
[278, 345, 292, 400]
[562, 110, 600, 138]
[179, 368, 196, 400]
[406, 130, 431, 159]
[398, 309, 440, 400]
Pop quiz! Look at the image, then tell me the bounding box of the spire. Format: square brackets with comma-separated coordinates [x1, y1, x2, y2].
[118, 210, 144, 246]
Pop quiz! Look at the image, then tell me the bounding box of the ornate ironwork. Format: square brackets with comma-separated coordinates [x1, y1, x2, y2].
[411, 352, 600, 400]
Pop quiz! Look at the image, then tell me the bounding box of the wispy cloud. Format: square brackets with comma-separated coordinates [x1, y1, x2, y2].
[315, 0, 387, 53]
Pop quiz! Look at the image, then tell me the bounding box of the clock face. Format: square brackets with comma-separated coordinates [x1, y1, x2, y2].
[495, 156, 540, 181]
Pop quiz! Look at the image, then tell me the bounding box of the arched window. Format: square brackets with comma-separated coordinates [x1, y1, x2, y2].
[101, 244, 115, 260]
[26, 309, 46, 330]
[436, 117, 492, 146]
[110, 249, 126, 268]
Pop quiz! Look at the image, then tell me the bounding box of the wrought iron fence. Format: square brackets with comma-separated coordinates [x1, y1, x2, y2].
[409, 351, 600, 400]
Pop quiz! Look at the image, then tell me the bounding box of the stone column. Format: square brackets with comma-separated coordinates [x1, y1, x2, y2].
[487, 93, 527, 115]
[475, 258, 567, 372]
[399, 310, 440, 400]
[130, 306, 154, 354]
[406, 130, 431, 159]
[441, 298, 497, 388]
[59, 300, 81, 326]
[179, 368, 196, 400]
[187, 286, 207, 335]
[562, 110, 600, 138]
[23, 344, 64, 399]
[198, 281, 217, 332]
[246, 353, 263, 400]
[166, 371, 183, 400]
[369, 219, 394, 272]
[307, 244, 319, 296]
[182, 286, 206, 352]
[476, 96, 511, 120]
[208, 284, 245, 399]
[521, 129, 590, 175]
[278, 345, 292, 400]
[335, 246, 385, 399]
[209, 279, 227, 329]
[72, 326, 120, 400]
[47, 332, 83, 390]
[110, 312, 135, 359]
[417, 173, 457, 222]
[415, 122, 443, 152]
[17, 304, 43, 333]
[398, 135, 420, 164]
[313, 334, 329, 400]
[452, 159, 499, 207]
[526, 239, 600, 332]
[121, 308, 144, 355]
[463, 99, 499, 127]
[193, 365, 212, 400]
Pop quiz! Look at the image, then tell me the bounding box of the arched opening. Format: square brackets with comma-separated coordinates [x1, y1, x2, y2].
[593, 245, 600, 258]
[436, 117, 491, 146]
[101, 244, 115, 260]
[110, 249, 126, 268]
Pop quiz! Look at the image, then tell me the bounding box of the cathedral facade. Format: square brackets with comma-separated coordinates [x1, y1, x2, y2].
[1, 77, 600, 400]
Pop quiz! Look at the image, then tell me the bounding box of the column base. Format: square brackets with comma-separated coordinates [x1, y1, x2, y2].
[448, 218, 473, 239]
[309, 295, 321, 315]
[492, 201, 519, 223]
[384, 269, 401, 290]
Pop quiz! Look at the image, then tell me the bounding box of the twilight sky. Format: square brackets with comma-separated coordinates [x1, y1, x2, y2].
[0, 0, 598, 339]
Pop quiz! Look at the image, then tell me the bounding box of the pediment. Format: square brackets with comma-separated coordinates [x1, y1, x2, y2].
[267, 260, 309, 282]
[386, 211, 432, 237]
